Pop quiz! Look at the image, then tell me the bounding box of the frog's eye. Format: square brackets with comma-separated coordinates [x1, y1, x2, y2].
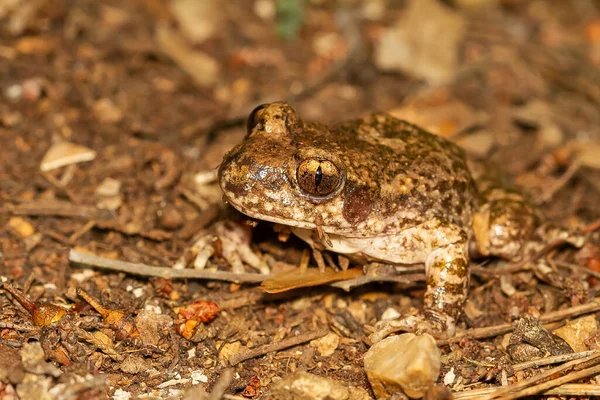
[247, 103, 269, 134]
[296, 158, 342, 197]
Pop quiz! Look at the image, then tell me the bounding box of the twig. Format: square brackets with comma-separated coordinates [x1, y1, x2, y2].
[69, 220, 96, 243]
[438, 298, 600, 345]
[1, 200, 113, 220]
[512, 350, 595, 371]
[584, 218, 600, 233]
[228, 329, 329, 366]
[208, 369, 234, 400]
[554, 260, 600, 280]
[69, 249, 266, 283]
[479, 351, 600, 399]
[0, 321, 36, 332]
[40, 171, 81, 204]
[453, 384, 600, 399]
[177, 185, 213, 211]
[506, 364, 600, 399]
[331, 273, 424, 290]
[536, 160, 581, 203]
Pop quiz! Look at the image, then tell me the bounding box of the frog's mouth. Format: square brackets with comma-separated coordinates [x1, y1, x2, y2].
[224, 195, 324, 232]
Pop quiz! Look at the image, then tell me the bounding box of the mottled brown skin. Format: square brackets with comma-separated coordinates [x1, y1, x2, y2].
[220, 103, 477, 236]
[218, 102, 534, 338]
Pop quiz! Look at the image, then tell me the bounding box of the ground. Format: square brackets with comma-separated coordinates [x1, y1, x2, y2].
[1, 0, 600, 399]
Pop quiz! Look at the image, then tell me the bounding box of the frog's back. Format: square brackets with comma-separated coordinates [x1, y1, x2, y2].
[325, 113, 478, 233]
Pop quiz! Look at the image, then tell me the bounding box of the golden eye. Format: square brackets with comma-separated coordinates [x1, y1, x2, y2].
[246, 103, 268, 134]
[296, 158, 342, 196]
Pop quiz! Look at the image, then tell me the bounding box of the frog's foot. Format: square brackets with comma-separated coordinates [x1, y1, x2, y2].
[370, 309, 455, 343]
[370, 241, 469, 342]
[533, 223, 587, 250]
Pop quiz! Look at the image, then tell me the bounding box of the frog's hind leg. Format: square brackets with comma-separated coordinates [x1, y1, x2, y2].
[472, 190, 538, 261]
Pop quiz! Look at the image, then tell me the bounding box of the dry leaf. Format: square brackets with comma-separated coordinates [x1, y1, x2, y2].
[575, 141, 600, 169]
[389, 98, 488, 138]
[374, 0, 465, 85]
[155, 22, 220, 88]
[40, 141, 96, 172]
[260, 267, 363, 293]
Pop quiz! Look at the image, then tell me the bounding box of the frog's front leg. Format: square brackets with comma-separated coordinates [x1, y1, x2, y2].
[371, 227, 470, 342]
[422, 240, 470, 336]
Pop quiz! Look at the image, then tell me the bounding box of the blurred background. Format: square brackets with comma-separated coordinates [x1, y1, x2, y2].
[1, 0, 600, 249]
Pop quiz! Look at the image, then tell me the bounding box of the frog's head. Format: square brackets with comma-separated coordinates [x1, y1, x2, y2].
[218, 102, 377, 235]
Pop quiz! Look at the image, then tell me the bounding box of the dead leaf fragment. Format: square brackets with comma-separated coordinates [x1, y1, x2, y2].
[155, 22, 220, 88]
[260, 267, 363, 293]
[15, 36, 55, 54]
[176, 300, 220, 323]
[374, 0, 465, 85]
[575, 141, 600, 169]
[389, 98, 489, 138]
[40, 141, 97, 172]
[170, 0, 221, 43]
[119, 354, 150, 374]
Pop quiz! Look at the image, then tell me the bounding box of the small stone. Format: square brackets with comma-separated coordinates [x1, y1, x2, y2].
[170, 0, 222, 43]
[159, 204, 184, 230]
[217, 341, 241, 362]
[95, 177, 123, 210]
[8, 216, 35, 238]
[4, 83, 23, 101]
[381, 307, 401, 321]
[364, 333, 441, 399]
[456, 131, 495, 158]
[40, 141, 96, 172]
[0, 343, 25, 384]
[21, 342, 62, 377]
[311, 332, 340, 357]
[95, 177, 121, 197]
[254, 0, 276, 20]
[92, 98, 123, 124]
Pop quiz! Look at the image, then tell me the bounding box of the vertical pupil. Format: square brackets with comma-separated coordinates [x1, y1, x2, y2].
[314, 165, 323, 189]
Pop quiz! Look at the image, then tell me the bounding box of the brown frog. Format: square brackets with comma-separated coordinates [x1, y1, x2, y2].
[217, 102, 557, 339]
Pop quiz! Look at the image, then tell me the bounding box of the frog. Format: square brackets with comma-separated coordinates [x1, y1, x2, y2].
[217, 102, 567, 339]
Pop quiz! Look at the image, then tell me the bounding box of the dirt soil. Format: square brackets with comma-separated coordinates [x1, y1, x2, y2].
[1, 0, 600, 399]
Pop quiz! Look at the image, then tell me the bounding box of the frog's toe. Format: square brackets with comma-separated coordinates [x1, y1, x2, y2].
[369, 310, 454, 343]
